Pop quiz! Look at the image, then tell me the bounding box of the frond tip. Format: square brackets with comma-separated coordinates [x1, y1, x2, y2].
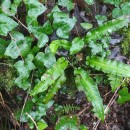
[86, 56, 130, 77]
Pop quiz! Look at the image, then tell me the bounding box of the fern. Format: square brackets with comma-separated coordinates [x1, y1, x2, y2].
[108, 74, 122, 92]
[86, 56, 130, 77]
[74, 68, 104, 121]
[31, 57, 68, 95]
[55, 115, 79, 130]
[43, 73, 66, 103]
[84, 17, 129, 43]
[61, 104, 80, 114]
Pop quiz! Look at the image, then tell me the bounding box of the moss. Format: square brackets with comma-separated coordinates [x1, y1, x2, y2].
[0, 63, 16, 91]
[120, 27, 130, 56]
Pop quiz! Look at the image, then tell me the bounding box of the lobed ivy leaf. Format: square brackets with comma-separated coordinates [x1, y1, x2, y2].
[14, 54, 35, 78]
[112, 2, 130, 18]
[57, 0, 74, 11]
[50, 39, 71, 54]
[70, 37, 85, 55]
[4, 31, 32, 59]
[74, 68, 104, 121]
[0, 14, 18, 36]
[80, 23, 93, 30]
[55, 115, 79, 130]
[1, 0, 22, 15]
[86, 56, 130, 77]
[24, 0, 46, 18]
[31, 57, 68, 96]
[117, 87, 130, 104]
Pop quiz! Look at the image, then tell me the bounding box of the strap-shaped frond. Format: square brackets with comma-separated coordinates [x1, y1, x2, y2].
[74, 68, 104, 121]
[86, 56, 130, 77]
[31, 57, 68, 95]
[84, 17, 129, 43]
[43, 73, 66, 103]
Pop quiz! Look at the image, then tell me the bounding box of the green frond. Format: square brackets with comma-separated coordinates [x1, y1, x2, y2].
[84, 17, 129, 43]
[86, 56, 130, 77]
[74, 68, 104, 121]
[43, 73, 66, 103]
[31, 57, 68, 96]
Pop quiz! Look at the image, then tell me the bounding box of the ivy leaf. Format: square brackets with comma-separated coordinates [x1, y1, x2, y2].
[34, 47, 56, 68]
[86, 56, 130, 77]
[50, 40, 71, 54]
[112, 2, 130, 18]
[36, 33, 49, 48]
[42, 21, 53, 35]
[1, 0, 22, 15]
[55, 115, 79, 130]
[84, 0, 94, 5]
[14, 76, 31, 90]
[117, 87, 130, 104]
[95, 15, 107, 25]
[4, 31, 32, 59]
[24, 0, 46, 18]
[80, 23, 93, 30]
[31, 57, 68, 96]
[74, 68, 104, 121]
[42, 47, 56, 68]
[37, 120, 48, 130]
[70, 37, 85, 55]
[14, 54, 35, 78]
[58, 0, 74, 11]
[0, 14, 18, 36]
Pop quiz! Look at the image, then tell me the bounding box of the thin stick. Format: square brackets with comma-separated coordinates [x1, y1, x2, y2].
[26, 113, 38, 130]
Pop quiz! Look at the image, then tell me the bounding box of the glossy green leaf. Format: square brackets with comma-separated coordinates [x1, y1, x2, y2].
[80, 23, 93, 30]
[24, 0, 46, 18]
[117, 87, 130, 104]
[74, 68, 104, 121]
[37, 120, 48, 130]
[86, 56, 130, 77]
[84, 0, 94, 5]
[31, 57, 68, 96]
[55, 115, 79, 130]
[84, 17, 129, 43]
[112, 2, 130, 18]
[4, 31, 32, 59]
[50, 40, 71, 54]
[95, 15, 107, 25]
[14, 54, 35, 78]
[58, 0, 74, 11]
[70, 37, 85, 55]
[43, 73, 66, 103]
[42, 21, 53, 35]
[1, 0, 22, 15]
[0, 14, 18, 36]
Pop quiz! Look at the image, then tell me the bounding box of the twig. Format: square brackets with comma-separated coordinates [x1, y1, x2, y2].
[26, 113, 38, 130]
